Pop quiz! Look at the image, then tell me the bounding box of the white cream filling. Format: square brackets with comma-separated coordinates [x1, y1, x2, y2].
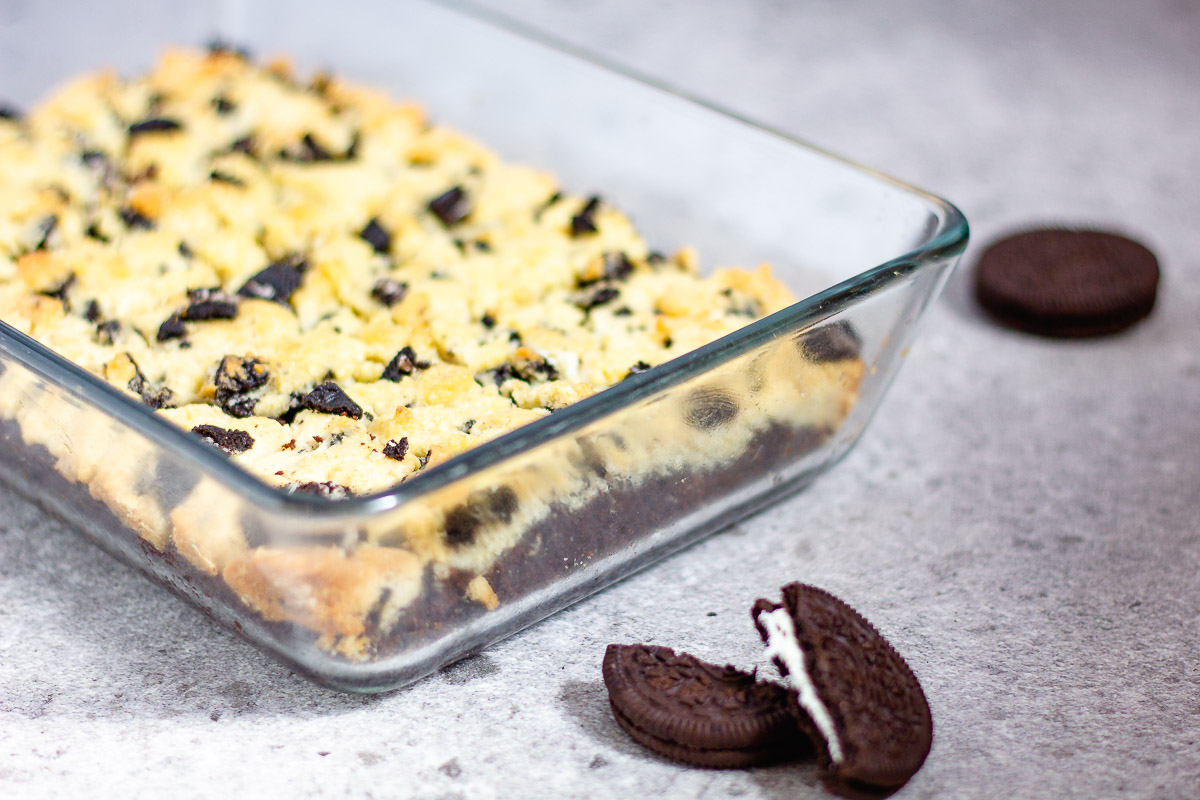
[759, 607, 844, 764]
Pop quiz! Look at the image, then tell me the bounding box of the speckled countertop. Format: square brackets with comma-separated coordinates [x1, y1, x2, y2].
[1, 1, 1198, 798]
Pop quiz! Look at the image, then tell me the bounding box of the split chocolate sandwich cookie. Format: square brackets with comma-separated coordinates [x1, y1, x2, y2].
[602, 644, 804, 768]
[752, 583, 933, 788]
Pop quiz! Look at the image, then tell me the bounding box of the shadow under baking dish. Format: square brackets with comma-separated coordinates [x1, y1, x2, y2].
[0, 0, 967, 691]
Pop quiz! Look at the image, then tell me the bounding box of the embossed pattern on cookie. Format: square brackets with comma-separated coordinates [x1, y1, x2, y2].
[974, 227, 1159, 337]
[602, 643, 804, 768]
[752, 583, 932, 788]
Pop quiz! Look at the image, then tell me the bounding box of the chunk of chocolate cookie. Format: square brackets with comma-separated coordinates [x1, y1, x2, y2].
[797, 321, 862, 363]
[371, 278, 409, 307]
[191, 424, 254, 455]
[682, 388, 740, 430]
[299, 381, 363, 419]
[380, 346, 429, 381]
[128, 117, 182, 137]
[570, 196, 601, 237]
[238, 257, 306, 304]
[428, 186, 470, 227]
[443, 487, 518, 547]
[181, 287, 239, 321]
[602, 644, 804, 768]
[213, 355, 270, 418]
[359, 217, 391, 255]
[974, 228, 1159, 337]
[752, 583, 932, 788]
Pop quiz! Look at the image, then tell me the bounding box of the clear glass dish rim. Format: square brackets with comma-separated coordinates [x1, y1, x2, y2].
[0, 0, 969, 522]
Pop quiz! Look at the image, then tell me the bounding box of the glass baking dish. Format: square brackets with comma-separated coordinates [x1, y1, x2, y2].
[0, 0, 967, 691]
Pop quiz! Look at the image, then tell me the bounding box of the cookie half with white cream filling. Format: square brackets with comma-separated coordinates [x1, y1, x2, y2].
[751, 582, 932, 788]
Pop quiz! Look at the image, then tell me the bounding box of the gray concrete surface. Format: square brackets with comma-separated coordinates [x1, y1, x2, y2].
[1, 1, 1198, 797]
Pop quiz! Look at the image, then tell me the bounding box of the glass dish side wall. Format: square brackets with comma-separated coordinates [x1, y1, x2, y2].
[317, 261, 959, 692]
[0, 247, 956, 692]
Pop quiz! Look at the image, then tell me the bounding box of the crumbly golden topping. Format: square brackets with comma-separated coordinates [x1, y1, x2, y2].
[0, 47, 795, 497]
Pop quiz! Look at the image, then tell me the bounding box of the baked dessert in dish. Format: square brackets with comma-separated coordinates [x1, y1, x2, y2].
[0, 46, 864, 665]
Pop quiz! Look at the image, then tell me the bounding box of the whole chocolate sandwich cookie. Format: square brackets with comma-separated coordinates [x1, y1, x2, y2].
[752, 583, 932, 788]
[974, 227, 1159, 337]
[602, 644, 804, 768]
